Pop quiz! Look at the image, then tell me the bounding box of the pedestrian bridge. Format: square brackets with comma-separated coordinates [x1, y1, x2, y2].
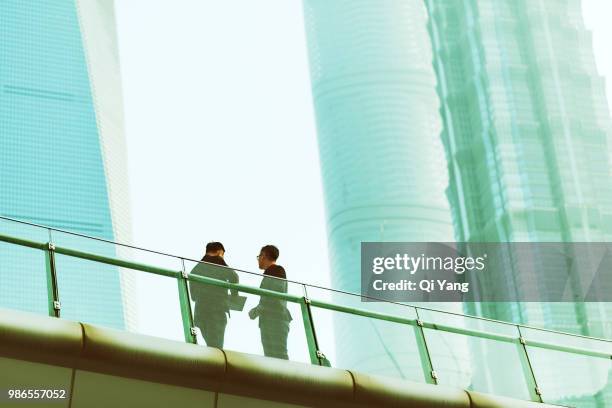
[1, 308, 553, 408]
[1, 215, 611, 407]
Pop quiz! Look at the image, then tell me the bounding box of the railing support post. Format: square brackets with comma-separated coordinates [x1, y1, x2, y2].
[177, 259, 197, 344]
[300, 294, 325, 366]
[414, 308, 438, 385]
[44, 242, 61, 318]
[517, 326, 544, 402]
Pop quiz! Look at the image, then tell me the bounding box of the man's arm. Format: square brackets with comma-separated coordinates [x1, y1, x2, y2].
[248, 305, 260, 319]
[228, 269, 239, 296]
[188, 265, 204, 301]
[261, 276, 287, 293]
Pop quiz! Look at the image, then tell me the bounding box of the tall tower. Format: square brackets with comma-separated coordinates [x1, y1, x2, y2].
[302, 0, 466, 383]
[303, 0, 452, 292]
[427, 0, 612, 336]
[0, 0, 134, 330]
[427, 0, 612, 405]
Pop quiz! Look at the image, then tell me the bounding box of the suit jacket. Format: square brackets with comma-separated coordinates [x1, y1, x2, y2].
[256, 264, 292, 324]
[189, 255, 239, 315]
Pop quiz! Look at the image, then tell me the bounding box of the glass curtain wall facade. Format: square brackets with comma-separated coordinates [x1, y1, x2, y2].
[0, 0, 133, 329]
[426, 0, 612, 405]
[426, 0, 612, 337]
[302, 0, 468, 381]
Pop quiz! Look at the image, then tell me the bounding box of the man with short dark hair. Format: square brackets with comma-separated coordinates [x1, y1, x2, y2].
[248, 245, 292, 359]
[189, 241, 239, 348]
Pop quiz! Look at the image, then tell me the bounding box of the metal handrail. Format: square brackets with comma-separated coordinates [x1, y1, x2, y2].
[3, 214, 611, 344]
[3, 224, 612, 403]
[0, 230, 610, 360]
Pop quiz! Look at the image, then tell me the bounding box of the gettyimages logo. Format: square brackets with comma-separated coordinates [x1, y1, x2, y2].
[361, 242, 612, 302]
[371, 253, 487, 275]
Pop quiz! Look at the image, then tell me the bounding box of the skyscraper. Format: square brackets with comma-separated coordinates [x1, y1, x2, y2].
[0, 0, 134, 329]
[303, 0, 452, 296]
[426, 0, 612, 337]
[426, 0, 612, 405]
[302, 0, 469, 384]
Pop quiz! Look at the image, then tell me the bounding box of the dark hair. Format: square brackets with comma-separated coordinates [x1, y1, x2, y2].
[206, 241, 225, 253]
[260, 245, 279, 261]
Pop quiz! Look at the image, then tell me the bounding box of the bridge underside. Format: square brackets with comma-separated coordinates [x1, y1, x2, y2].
[0, 308, 558, 408]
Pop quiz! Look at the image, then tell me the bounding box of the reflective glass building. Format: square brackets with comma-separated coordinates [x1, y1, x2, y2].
[427, 0, 612, 337]
[0, 0, 134, 329]
[427, 0, 612, 405]
[304, 0, 612, 403]
[302, 0, 469, 383]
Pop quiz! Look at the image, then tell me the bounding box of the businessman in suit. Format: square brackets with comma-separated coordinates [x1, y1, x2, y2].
[189, 241, 239, 348]
[249, 245, 292, 359]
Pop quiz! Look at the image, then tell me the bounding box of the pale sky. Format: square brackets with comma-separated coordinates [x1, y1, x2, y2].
[114, 0, 612, 350]
[115, 0, 612, 281]
[582, 0, 612, 112]
[115, 0, 329, 286]
[114, 0, 332, 351]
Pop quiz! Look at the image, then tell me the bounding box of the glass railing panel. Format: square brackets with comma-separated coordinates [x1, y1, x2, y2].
[418, 308, 531, 400]
[0, 240, 48, 315]
[185, 259, 310, 363]
[50, 229, 181, 270]
[0, 218, 50, 314]
[53, 253, 185, 341]
[304, 288, 424, 382]
[521, 326, 612, 354]
[416, 308, 518, 333]
[522, 327, 612, 407]
[50, 230, 192, 340]
[0, 217, 50, 243]
[304, 284, 418, 317]
[308, 304, 424, 382]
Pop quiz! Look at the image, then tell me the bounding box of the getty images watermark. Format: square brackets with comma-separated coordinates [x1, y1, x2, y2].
[371, 252, 486, 294]
[361, 242, 612, 302]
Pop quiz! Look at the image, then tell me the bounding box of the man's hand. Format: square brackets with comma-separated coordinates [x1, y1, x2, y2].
[248, 307, 259, 320]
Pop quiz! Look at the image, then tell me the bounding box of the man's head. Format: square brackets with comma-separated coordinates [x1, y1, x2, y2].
[257, 245, 279, 270]
[205, 241, 225, 258]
